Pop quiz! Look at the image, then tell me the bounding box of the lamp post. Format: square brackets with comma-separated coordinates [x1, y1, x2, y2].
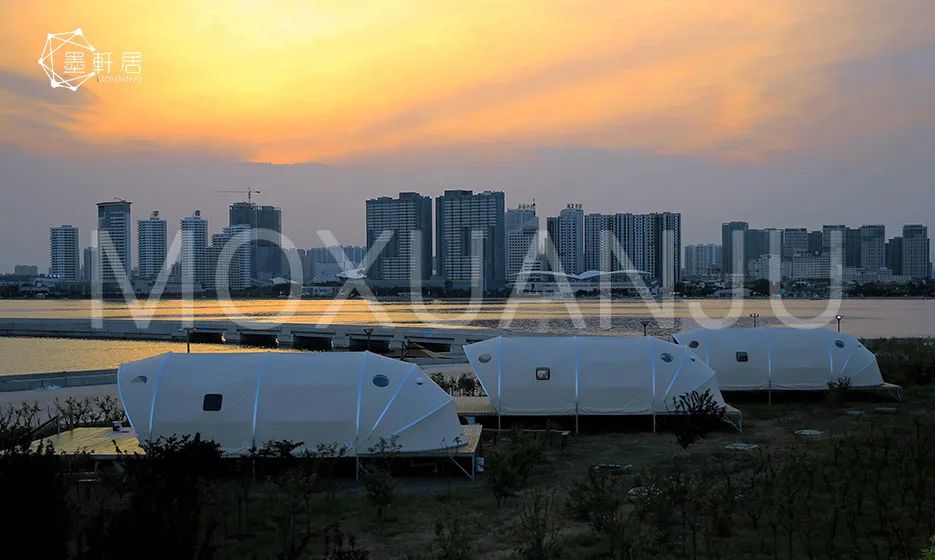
[363, 328, 374, 351]
[749, 313, 760, 328]
[183, 327, 193, 354]
[835, 314, 843, 332]
[640, 320, 651, 337]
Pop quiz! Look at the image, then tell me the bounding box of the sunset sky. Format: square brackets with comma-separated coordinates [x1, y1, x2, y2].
[1, 1, 933, 270]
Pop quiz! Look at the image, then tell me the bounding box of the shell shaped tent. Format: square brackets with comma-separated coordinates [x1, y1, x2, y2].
[464, 336, 725, 415]
[673, 327, 884, 391]
[117, 352, 464, 456]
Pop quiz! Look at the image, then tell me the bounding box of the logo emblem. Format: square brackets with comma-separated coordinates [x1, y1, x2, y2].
[38, 28, 97, 91]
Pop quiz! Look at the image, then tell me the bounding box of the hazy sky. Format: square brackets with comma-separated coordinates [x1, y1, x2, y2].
[1, 1, 933, 271]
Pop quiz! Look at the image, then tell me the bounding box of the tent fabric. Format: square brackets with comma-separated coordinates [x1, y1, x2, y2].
[463, 336, 725, 416]
[117, 351, 463, 456]
[672, 327, 884, 391]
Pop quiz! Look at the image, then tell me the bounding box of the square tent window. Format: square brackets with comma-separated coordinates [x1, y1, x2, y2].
[535, 367, 551, 381]
[736, 352, 749, 363]
[203, 393, 223, 412]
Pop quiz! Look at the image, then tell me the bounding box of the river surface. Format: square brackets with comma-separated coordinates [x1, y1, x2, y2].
[0, 298, 931, 375]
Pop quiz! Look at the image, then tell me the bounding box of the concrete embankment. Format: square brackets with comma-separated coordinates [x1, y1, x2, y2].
[0, 369, 117, 392]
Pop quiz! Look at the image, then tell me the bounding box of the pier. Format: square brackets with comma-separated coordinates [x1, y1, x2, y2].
[0, 318, 501, 354]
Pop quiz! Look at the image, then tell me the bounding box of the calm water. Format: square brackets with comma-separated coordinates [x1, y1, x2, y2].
[0, 298, 931, 375]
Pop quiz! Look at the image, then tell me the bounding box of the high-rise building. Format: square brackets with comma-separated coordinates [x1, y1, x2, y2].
[365, 192, 432, 282]
[902, 224, 931, 280]
[584, 213, 613, 272]
[97, 200, 132, 287]
[807, 230, 823, 254]
[651, 212, 681, 288]
[180, 210, 208, 287]
[609, 213, 635, 270]
[782, 228, 809, 259]
[821, 224, 847, 256]
[50, 225, 80, 280]
[721, 221, 748, 282]
[435, 190, 505, 290]
[859, 225, 885, 271]
[137, 211, 167, 280]
[82, 247, 96, 282]
[546, 204, 584, 275]
[229, 201, 282, 280]
[505, 203, 538, 282]
[886, 237, 903, 275]
[209, 224, 252, 291]
[684, 244, 722, 278]
[844, 227, 862, 268]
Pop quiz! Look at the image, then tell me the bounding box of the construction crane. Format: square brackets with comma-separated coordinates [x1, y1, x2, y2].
[215, 188, 261, 203]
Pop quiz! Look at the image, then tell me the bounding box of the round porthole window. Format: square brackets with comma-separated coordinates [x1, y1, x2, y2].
[415, 376, 424, 386]
[372, 374, 390, 387]
[688, 340, 700, 349]
[660, 353, 673, 363]
[834, 340, 845, 349]
[478, 354, 492, 363]
[131, 375, 148, 384]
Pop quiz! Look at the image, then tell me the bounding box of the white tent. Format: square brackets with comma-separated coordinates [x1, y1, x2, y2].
[673, 327, 884, 391]
[463, 336, 725, 417]
[117, 352, 464, 456]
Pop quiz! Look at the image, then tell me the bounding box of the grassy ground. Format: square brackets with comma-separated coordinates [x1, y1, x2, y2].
[195, 384, 934, 559]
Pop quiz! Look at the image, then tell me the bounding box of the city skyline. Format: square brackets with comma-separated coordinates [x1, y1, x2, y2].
[13, 193, 933, 284]
[1, 1, 934, 271]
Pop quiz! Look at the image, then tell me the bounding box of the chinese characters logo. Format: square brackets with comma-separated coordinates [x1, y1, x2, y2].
[38, 28, 143, 91]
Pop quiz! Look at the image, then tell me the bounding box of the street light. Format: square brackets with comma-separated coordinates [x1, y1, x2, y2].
[640, 320, 651, 337]
[749, 313, 760, 328]
[835, 314, 843, 332]
[183, 327, 193, 353]
[363, 328, 374, 352]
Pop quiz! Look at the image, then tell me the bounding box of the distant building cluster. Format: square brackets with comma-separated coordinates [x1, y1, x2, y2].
[681, 222, 931, 285]
[25, 193, 933, 296]
[364, 192, 681, 291]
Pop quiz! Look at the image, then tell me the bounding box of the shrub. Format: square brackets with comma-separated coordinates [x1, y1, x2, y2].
[826, 376, 852, 407]
[863, 337, 935, 386]
[922, 535, 935, 560]
[323, 523, 370, 560]
[566, 467, 623, 533]
[516, 488, 562, 560]
[433, 506, 471, 560]
[670, 389, 727, 448]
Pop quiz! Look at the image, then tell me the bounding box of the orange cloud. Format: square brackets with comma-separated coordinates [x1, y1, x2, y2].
[0, 0, 933, 164]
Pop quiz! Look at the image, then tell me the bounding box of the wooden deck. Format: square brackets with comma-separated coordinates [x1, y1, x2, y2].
[454, 396, 498, 416]
[36, 427, 143, 459]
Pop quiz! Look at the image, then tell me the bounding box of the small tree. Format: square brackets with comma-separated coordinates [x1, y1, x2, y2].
[361, 436, 400, 524]
[487, 447, 520, 507]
